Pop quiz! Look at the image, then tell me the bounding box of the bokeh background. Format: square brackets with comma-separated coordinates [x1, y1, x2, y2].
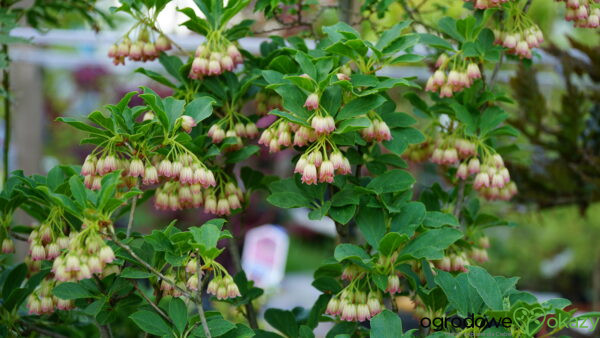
[1, 0, 599, 334]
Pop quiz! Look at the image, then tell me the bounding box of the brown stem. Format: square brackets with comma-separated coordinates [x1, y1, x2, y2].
[2, 42, 10, 186]
[20, 321, 68, 338]
[453, 180, 466, 219]
[97, 323, 113, 338]
[126, 190, 138, 237]
[133, 282, 171, 323]
[196, 252, 212, 338]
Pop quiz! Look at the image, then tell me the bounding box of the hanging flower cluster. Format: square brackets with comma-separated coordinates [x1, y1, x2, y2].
[492, 12, 544, 59]
[155, 177, 243, 216]
[26, 279, 74, 315]
[464, 0, 510, 9]
[430, 137, 518, 201]
[326, 289, 384, 322]
[52, 223, 116, 282]
[81, 154, 137, 190]
[189, 43, 243, 79]
[161, 255, 241, 300]
[108, 31, 171, 66]
[425, 54, 482, 97]
[255, 91, 282, 115]
[258, 92, 354, 185]
[27, 208, 70, 262]
[1, 236, 14, 253]
[558, 0, 600, 28]
[434, 251, 470, 272]
[208, 118, 259, 151]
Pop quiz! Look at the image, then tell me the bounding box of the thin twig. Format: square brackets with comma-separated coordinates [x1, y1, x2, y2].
[453, 180, 466, 219]
[196, 253, 211, 338]
[126, 190, 138, 237]
[109, 233, 193, 298]
[20, 321, 68, 338]
[133, 282, 172, 323]
[225, 222, 258, 329]
[97, 322, 113, 338]
[2, 41, 10, 186]
[489, 52, 504, 88]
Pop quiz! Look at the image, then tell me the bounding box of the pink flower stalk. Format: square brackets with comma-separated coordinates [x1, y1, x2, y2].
[301, 164, 318, 185]
[304, 93, 319, 110]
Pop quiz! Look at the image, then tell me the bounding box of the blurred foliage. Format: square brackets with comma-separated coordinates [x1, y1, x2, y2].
[485, 203, 600, 302]
[508, 35, 600, 213]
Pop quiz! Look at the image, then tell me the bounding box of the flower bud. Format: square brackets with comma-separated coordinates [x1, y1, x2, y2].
[99, 246, 115, 264]
[2, 238, 15, 253]
[180, 115, 196, 133]
[155, 35, 171, 51]
[304, 93, 319, 110]
[143, 166, 159, 185]
[301, 163, 318, 185]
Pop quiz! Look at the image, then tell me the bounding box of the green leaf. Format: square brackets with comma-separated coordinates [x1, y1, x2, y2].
[264, 308, 299, 338]
[435, 271, 472, 317]
[419, 33, 454, 50]
[400, 228, 463, 260]
[391, 202, 426, 235]
[329, 205, 357, 225]
[2, 264, 27, 299]
[375, 21, 413, 51]
[337, 95, 386, 120]
[294, 52, 317, 80]
[120, 267, 154, 279]
[130, 310, 173, 337]
[169, 298, 188, 335]
[190, 223, 222, 259]
[69, 176, 87, 208]
[356, 207, 386, 249]
[334, 117, 371, 134]
[267, 192, 311, 208]
[334, 243, 370, 262]
[366, 169, 415, 194]
[467, 266, 503, 310]
[370, 310, 403, 338]
[480, 106, 508, 137]
[378, 232, 408, 256]
[423, 211, 459, 228]
[135, 68, 177, 88]
[52, 282, 95, 300]
[226, 145, 260, 163]
[184, 96, 215, 122]
[159, 53, 185, 83]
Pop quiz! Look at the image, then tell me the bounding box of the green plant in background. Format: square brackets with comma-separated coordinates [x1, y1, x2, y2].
[0, 0, 598, 337]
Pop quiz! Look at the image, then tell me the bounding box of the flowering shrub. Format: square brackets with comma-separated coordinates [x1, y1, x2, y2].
[0, 0, 596, 337]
